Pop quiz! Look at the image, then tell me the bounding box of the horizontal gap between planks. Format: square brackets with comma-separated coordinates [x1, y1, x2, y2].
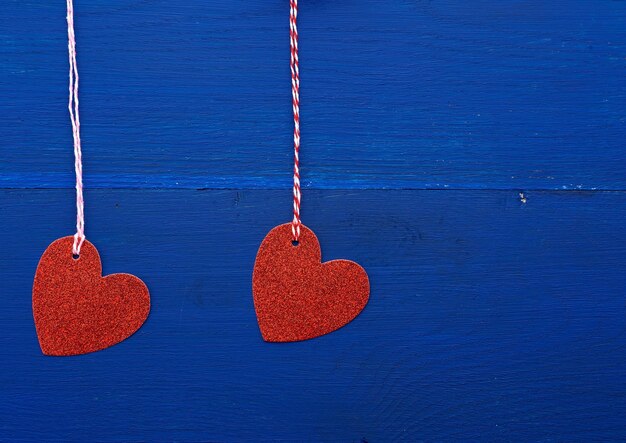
[0, 173, 623, 192]
[1, 187, 626, 193]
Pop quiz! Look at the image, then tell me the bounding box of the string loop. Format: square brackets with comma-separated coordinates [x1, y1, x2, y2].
[67, 0, 85, 255]
[290, 0, 302, 242]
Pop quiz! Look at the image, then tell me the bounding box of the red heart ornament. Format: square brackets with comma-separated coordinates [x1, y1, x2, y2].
[253, 223, 369, 342]
[33, 236, 150, 356]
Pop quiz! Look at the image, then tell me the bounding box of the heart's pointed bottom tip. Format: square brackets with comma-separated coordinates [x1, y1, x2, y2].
[260, 331, 309, 343]
[38, 342, 78, 357]
[258, 307, 367, 342]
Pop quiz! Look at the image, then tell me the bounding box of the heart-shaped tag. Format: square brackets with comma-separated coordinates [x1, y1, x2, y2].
[33, 236, 150, 356]
[253, 223, 369, 342]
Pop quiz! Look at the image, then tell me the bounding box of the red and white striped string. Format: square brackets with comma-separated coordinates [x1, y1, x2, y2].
[290, 0, 302, 242]
[66, 0, 85, 256]
[65, 1, 300, 248]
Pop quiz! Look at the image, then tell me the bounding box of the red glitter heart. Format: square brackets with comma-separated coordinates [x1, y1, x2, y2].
[32, 236, 150, 356]
[253, 224, 369, 342]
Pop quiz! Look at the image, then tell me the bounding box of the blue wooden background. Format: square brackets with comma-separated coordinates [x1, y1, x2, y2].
[1, 1, 625, 441]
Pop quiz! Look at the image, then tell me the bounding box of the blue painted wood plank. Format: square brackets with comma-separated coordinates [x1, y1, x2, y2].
[1, 1, 625, 190]
[1, 189, 625, 441]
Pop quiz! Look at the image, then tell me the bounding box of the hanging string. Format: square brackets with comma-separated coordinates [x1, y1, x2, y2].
[66, 0, 85, 256]
[290, 0, 302, 242]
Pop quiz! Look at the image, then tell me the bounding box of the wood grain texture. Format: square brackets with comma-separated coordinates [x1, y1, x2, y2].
[0, 0, 625, 190]
[2, 190, 626, 441]
[1, 0, 626, 441]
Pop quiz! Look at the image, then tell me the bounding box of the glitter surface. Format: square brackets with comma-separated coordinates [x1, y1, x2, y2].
[253, 224, 369, 342]
[32, 236, 150, 356]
